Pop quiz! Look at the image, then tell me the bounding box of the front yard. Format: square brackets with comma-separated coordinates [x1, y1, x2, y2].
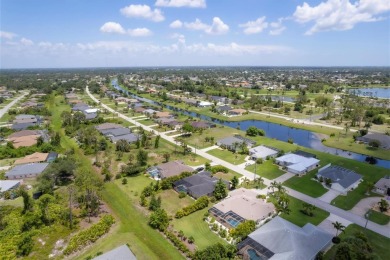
[207, 148, 247, 165]
[245, 160, 285, 180]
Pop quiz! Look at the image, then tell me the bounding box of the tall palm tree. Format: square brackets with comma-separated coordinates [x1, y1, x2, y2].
[332, 221, 345, 236]
[268, 181, 278, 193]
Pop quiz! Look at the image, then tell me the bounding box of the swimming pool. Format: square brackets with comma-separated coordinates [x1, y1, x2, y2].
[247, 249, 262, 260]
[227, 218, 240, 227]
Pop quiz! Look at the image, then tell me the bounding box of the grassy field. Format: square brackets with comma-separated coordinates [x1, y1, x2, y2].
[368, 210, 390, 225]
[324, 224, 390, 260]
[207, 148, 247, 165]
[284, 169, 328, 198]
[137, 119, 157, 126]
[214, 170, 241, 182]
[171, 207, 227, 250]
[245, 160, 285, 180]
[182, 126, 238, 149]
[279, 195, 330, 227]
[159, 189, 194, 216]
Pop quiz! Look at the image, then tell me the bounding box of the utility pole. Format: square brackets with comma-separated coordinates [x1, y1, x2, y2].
[254, 161, 257, 181]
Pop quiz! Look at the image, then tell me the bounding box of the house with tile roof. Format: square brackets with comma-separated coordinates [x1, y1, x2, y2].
[316, 164, 362, 194]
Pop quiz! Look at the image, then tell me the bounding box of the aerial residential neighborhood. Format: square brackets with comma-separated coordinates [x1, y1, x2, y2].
[1, 0, 390, 259]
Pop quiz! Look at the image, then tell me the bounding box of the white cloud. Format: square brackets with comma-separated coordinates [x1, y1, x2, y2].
[170, 20, 183, 28]
[100, 22, 126, 34]
[120, 4, 164, 22]
[155, 0, 206, 8]
[206, 17, 229, 35]
[269, 19, 286, 35]
[293, 0, 390, 35]
[20, 38, 34, 46]
[170, 33, 186, 44]
[239, 16, 268, 34]
[184, 17, 229, 35]
[0, 31, 17, 40]
[128, 28, 152, 37]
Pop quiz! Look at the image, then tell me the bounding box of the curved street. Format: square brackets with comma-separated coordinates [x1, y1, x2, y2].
[86, 86, 390, 238]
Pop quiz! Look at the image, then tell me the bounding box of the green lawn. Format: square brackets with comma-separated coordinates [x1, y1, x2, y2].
[159, 189, 194, 216]
[245, 160, 285, 180]
[183, 126, 240, 149]
[137, 119, 156, 126]
[283, 169, 328, 198]
[214, 170, 241, 182]
[171, 207, 227, 250]
[78, 182, 184, 260]
[324, 224, 390, 260]
[48, 95, 184, 260]
[368, 210, 390, 225]
[279, 195, 330, 227]
[207, 148, 247, 165]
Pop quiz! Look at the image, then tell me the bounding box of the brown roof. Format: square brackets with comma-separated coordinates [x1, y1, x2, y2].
[95, 123, 123, 131]
[134, 107, 145, 112]
[68, 99, 83, 104]
[157, 161, 193, 179]
[229, 108, 246, 114]
[155, 112, 171, 118]
[9, 135, 39, 148]
[14, 152, 49, 165]
[8, 130, 40, 139]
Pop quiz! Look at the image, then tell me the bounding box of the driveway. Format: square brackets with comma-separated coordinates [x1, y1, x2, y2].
[319, 189, 341, 203]
[200, 145, 219, 152]
[350, 196, 383, 217]
[318, 213, 352, 235]
[274, 172, 295, 183]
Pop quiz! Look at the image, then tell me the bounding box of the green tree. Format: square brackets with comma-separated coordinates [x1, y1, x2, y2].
[149, 195, 161, 211]
[231, 176, 239, 190]
[19, 188, 33, 214]
[148, 208, 169, 231]
[38, 194, 55, 224]
[230, 220, 256, 241]
[163, 152, 170, 163]
[137, 149, 148, 166]
[17, 233, 34, 256]
[116, 139, 131, 152]
[213, 179, 227, 200]
[378, 199, 389, 212]
[301, 202, 316, 217]
[154, 135, 160, 148]
[332, 221, 346, 236]
[182, 122, 194, 133]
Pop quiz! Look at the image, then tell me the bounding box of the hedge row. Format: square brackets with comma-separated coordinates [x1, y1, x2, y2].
[210, 165, 229, 174]
[175, 196, 209, 218]
[164, 230, 192, 258]
[63, 215, 115, 255]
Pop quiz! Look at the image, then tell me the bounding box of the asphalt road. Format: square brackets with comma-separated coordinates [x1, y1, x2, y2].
[0, 92, 28, 120]
[86, 86, 390, 238]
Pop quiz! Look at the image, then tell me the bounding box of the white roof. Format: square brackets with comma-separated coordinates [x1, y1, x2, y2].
[84, 108, 99, 113]
[0, 180, 21, 192]
[276, 153, 319, 172]
[249, 145, 278, 158]
[248, 216, 332, 260]
[198, 101, 212, 105]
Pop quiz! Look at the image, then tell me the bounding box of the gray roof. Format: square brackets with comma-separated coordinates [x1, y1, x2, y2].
[249, 145, 279, 159]
[216, 105, 232, 111]
[374, 176, 390, 190]
[15, 114, 37, 120]
[217, 136, 245, 147]
[101, 128, 131, 137]
[0, 180, 21, 192]
[317, 165, 362, 189]
[5, 163, 49, 178]
[12, 122, 38, 130]
[96, 123, 123, 131]
[357, 133, 390, 149]
[243, 216, 332, 260]
[173, 171, 228, 198]
[84, 112, 97, 120]
[110, 133, 139, 143]
[93, 244, 136, 260]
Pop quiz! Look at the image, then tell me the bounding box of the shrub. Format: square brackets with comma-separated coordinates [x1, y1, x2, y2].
[161, 171, 193, 190]
[122, 178, 127, 185]
[64, 215, 115, 255]
[175, 196, 209, 218]
[178, 192, 186, 198]
[210, 165, 229, 174]
[332, 236, 341, 244]
[164, 230, 190, 254]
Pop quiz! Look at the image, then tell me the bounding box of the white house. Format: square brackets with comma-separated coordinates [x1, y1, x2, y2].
[249, 145, 279, 160]
[197, 101, 213, 107]
[275, 153, 319, 175]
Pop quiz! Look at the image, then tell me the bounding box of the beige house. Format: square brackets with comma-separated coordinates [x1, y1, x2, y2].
[14, 152, 49, 165]
[209, 188, 276, 229]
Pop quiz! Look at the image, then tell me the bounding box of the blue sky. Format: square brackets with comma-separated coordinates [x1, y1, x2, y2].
[1, 0, 389, 68]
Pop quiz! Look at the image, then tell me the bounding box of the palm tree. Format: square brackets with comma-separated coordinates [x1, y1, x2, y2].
[332, 221, 345, 236]
[268, 181, 278, 193]
[256, 176, 264, 188]
[378, 199, 389, 213]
